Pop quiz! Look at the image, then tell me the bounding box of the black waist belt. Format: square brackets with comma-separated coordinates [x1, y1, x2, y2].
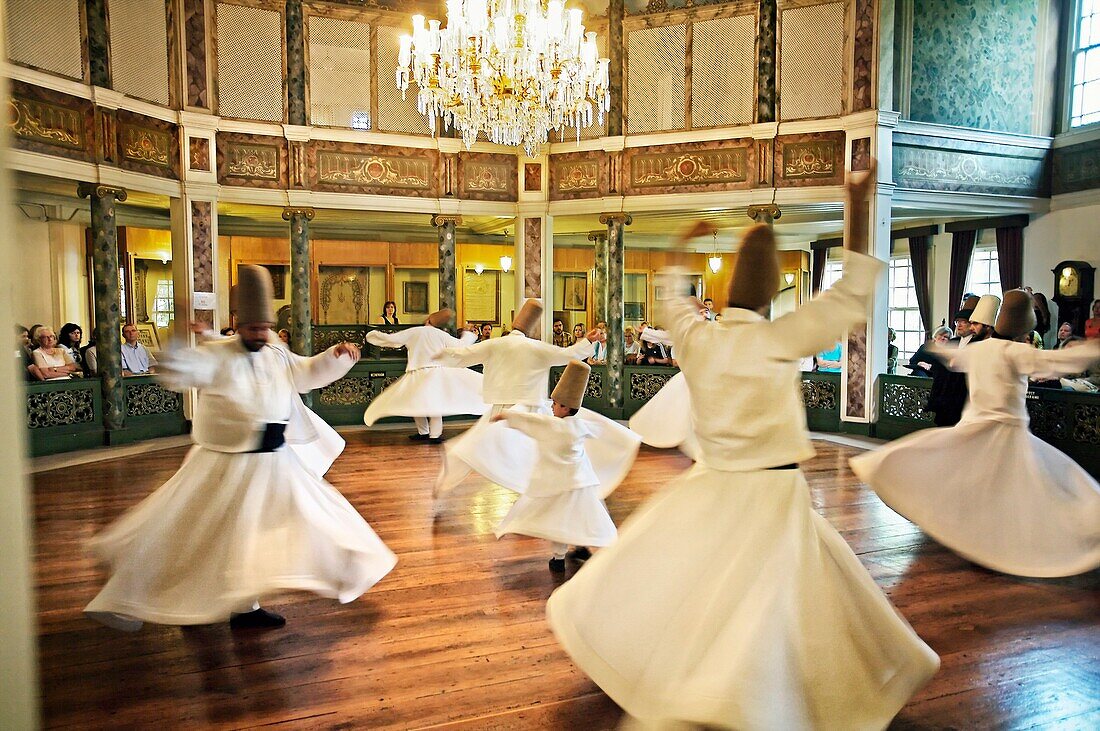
[766, 463, 799, 470]
[251, 423, 287, 453]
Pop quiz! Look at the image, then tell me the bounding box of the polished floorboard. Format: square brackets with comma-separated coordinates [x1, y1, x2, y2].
[31, 427, 1100, 730]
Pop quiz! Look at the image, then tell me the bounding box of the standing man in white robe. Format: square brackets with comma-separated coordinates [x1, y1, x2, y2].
[85, 265, 397, 631]
[433, 299, 640, 501]
[363, 308, 485, 443]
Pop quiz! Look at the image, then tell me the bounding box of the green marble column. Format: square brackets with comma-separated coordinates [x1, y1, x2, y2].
[589, 231, 609, 326]
[78, 183, 127, 431]
[757, 0, 778, 123]
[607, 0, 625, 136]
[433, 215, 460, 321]
[286, 0, 307, 125]
[85, 0, 111, 88]
[600, 214, 630, 409]
[283, 207, 315, 356]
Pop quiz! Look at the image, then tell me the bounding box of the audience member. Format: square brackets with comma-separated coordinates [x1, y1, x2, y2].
[815, 342, 843, 373]
[15, 324, 40, 381]
[887, 328, 899, 375]
[1054, 321, 1083, 350]
[1085, 299, 1100, 340]
[28, 324, 44, 348]
[32, 327, 78, 380]
[478, 323, 493, 342]
[1030, 290, 1052, 342]
[572, 323, 586, 344]
[639, 338, 671, 366]
[378, 301, 400, 325]
[220, 327, 236, 337]
[905, 326, 952, 377]
[277, 328, 290, 344]
[83, 341, 98, 376]
[58, 323, 85, 372]
[121, 323, 157, 375]
[701, 298, 716, 321]
[553, 319, 573, 348]
[624, 327, 641, 362]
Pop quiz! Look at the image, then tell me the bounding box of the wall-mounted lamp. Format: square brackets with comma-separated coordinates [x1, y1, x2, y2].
[783, 272, 795, 286]
[708, 255, 722, 274]
[473, 263, 485, 275]
[499, 255, 512, 272]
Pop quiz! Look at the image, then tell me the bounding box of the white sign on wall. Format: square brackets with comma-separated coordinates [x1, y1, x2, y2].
[193, 292, 216, 310]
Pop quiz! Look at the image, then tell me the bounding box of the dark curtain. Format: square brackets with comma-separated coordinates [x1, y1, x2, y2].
[811, 248, 827, 294]
[948, 229, 978, 321]
[908, 235, 934, 339]
[995, 226, 1024, 291]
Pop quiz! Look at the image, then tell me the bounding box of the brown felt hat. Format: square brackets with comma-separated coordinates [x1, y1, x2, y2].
[426, 308, 453, 327]
[995, 289, 1037, 339]
[229, 284, 239, 315]
[954, 295, 981, 320]
[235, 265, 275, 325]
[551, 360, 591, 410]
[512, 299, 543, 338]
[727, 224, 779, 310]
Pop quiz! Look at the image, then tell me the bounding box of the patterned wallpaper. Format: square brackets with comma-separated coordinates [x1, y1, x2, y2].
[909, 0, 1039, 134]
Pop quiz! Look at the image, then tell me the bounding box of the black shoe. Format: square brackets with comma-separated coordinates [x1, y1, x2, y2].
[427, 435, 445, 444]
[409, 433, 430, 442]
[229, 608, 285, 629]
[549, 557, 566, 572]
[567, 546, 592, 562]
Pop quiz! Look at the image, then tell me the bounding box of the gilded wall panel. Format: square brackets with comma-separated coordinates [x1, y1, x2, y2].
[7, 81, 95, 161]
[893, 133, 1048, 196]
[622, 139, 754, 195]
[308, 140, 440, 197]
[216, 132, 289, 189]
[116, 110, 180, 179]
[774, 132, 845, 188]
[458, 152, 518, 202]
[549, 151, 607, 200]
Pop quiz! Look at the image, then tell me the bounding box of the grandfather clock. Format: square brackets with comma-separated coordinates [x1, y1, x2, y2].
[1051, 261, 1096, 335]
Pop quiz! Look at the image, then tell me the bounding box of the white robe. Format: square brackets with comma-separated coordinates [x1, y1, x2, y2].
[547, 252, 939, 730]
[362, 326, 486, 424]
[84, 339, 397, 630]
[851, 338, 1100, 577]
[434, 331, 641, 498]
[493, 411, 617, 548]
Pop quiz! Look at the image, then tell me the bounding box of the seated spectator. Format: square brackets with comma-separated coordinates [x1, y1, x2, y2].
[28, 324, 44, 348]
[553, 319, 573, 348]
[905, 326, 952, 377]
[702, 298, 716, 321]
[15, 324, 40, 381]
[624, 327, 641, 362]
[220, 327, 236, 337]
[572, 323, 586, 344]
[586, 321, 608, 364]
[277, 328, 290, 344]
[1054, 322, 1083, 350]
[121, 323, 157, 375]
[32, 327, 79, 380]
[815, 342, 843, 373]
[58, 323, 86, 372]
[1086, 299, 1100, 340]
[478, 323, 493, 342]
[639, 338, 671, 366]
[83, 341, 98, 376]
[378, 300, 400, 325]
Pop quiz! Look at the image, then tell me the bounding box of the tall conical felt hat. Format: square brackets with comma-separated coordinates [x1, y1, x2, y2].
[512, 298, 543, 337]
[995, 289, 1037, 339]
[426, 308, 453, 327]
[954, 295, 981, 320]
[728, 224, 779, 310]
[229, 284, 240, 315]
[235, 265, 275, 325]
[970, 294, 1001, 327]
[551, 360, 591, 410]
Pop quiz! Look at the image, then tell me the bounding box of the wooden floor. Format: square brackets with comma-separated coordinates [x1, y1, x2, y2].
[31, 428, 1100, 730]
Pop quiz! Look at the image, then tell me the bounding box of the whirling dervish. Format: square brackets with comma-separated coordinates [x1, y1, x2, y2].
[432, 298, 641, 502]
[547, 169, 939, 730]
[851, 288, 1100, 577]
[362, 307, 486, 443]
[85, 265, 397, 631]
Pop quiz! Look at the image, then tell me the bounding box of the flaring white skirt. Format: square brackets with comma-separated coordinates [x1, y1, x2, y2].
[495, 486, 617, 548]
[546, 465, 939, 730]
[850, 419, 1100, 577]
[627, 371, 700, 460]
[363, 366, 487, 424]
[85, 445, 397, 630]
[436, 403, 641, 499]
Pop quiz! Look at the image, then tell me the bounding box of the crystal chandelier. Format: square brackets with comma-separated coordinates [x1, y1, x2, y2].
[396, 0, 611, 156]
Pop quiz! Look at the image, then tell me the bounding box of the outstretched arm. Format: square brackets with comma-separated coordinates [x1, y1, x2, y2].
[1013, 339, 1100, 380]
[284, 343, 359, 392]
[365, 327, 417, 349]
[491, 409, 554, 438]
[156, 346, 222, 392]
[436, 338, 494, 367]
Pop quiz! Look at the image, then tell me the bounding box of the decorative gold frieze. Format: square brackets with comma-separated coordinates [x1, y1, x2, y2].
[121, 125, 172, 167]
[555, 161, 600, 192]
[630, 149, 748, 188]
[189, 138, 210, 171]
[782, 140, 839, 179]
[226, 144, 280, 179]
[465, 162, 511, 193]
[317, 151, 431, 189]
[8, 96, 83, 149]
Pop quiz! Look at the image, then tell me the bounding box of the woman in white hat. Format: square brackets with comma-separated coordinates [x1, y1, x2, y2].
[362, 308, 486, 443]
[852, 289, 1100, 577]
[492, 360, 616, 572]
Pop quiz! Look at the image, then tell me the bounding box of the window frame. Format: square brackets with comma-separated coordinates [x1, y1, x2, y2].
[965, 246, 1002, 299]
[887, 255, 923, 365]
[1065, 0, 1100, 131]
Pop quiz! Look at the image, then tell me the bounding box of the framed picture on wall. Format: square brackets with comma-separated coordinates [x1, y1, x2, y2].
[260, 265, 288, 299]
[128, 322, 161, 351]
[403, 281, 429, 314]
[463, 269, 500, 322]
[624, 302, 646, 320]
[563, 275, 587, 311]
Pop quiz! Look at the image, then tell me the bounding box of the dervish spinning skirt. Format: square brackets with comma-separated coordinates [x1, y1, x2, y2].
[85, 445, 397, 630]
[495, 487, 617, 548]
[363, 366, 487, 425]
[547, 464, 939, 730]
[627, 371, 700, 460]
[850, 419, 1100, 577]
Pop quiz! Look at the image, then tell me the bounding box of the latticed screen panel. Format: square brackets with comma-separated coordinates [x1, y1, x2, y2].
[308, 16, 372, 129]
[574, 32, 608, 140]
[5, 0, 83, 79]
[216, 2, 284, 122]
[779, 1, 846, 120]
[692, 14, 756, 128]
[376, 24, 431, 135]
[626, 24, 687, 134]
[108, 0, 170, 105]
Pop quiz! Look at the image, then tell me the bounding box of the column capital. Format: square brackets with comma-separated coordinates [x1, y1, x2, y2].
[599, 213, 632, 226]
[430, 214, 463, 227]
[747, 204, 782, 223]
[281, 206, 315, 221]
[587, 230, 608, 243]
[77, 183, 127, 202]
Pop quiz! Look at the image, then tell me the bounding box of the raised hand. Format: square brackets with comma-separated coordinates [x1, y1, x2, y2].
[585, 328, 607, 343]
[846, 159, 877, 202]
[678, 220, 718, 243]
[334, 342, 361, 361]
